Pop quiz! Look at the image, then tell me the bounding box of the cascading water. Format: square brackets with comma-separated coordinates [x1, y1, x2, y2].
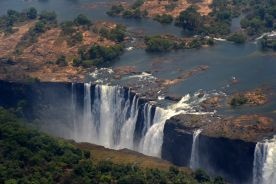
[253, 136, 276, 184]
[190, 129, 202, 170]
[71, 83, 212, 157]
[139, 107, 169, 157]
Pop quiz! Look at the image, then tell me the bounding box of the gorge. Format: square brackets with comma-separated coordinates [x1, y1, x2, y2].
[0, 0, 276, 183]
[0, 80, 275, 184]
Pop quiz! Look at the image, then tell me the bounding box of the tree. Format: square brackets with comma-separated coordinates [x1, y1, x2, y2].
[145, 36, 175, 52]
[56, 55, 68, 66]
[33, 21, 46, 33]
[26, 7, 37, 20]
[227, 32, 247, 44]
[39, 11, 57, 22]
[175, 6, 202, 31]
[74, 14, 91, 26]
[194, 169, 211, 183]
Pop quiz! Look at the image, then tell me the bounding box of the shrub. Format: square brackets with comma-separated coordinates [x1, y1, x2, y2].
[99, 25, 126, 42]
[175, 6, 202, 31]
[230, 95, 248, 106]
[107, 5, 124, 16]
[145, 36, 175, 52]
[33, 21, 46, 33]
[56, 55, 68, 66]
[39, 11, 57, 23]
[74, 14, 91, 26]
[195, 169, 211, 183]
[227, 32, 247, 44]
[26, 7, 37, 20]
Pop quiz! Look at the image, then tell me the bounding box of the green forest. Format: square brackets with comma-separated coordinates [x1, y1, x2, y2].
[0, 107, 225, 184]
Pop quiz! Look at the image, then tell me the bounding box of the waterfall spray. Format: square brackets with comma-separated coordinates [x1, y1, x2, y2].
[71, 83, 212, 158]
[253, 136, 276, 184]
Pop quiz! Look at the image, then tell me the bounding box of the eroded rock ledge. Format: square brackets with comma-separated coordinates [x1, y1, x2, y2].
[161, 113, 275, 183]
[166, 113, 275, 142]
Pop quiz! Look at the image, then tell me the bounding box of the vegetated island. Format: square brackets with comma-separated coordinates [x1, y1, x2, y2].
[107, 0, 276, 46]
[0, 8, 126, 82]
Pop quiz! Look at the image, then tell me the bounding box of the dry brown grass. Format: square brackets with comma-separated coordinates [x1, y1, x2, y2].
[75, 143, 191, 172]
[0, 21, 117, 82]
[141, 0, 213, 18]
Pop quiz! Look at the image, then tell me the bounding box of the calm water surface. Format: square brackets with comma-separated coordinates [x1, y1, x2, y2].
[1, 0, 275, 113]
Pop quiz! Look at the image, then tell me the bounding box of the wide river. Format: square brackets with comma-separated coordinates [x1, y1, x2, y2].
[1, 0, 275, 115]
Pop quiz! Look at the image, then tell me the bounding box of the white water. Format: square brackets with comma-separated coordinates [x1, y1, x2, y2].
[71, 83, 213, 157]
[190, 129, 202, 170]
[253, 136, 276, 184]
[139, 93, 212, 157]
[256, 31, 276, 40]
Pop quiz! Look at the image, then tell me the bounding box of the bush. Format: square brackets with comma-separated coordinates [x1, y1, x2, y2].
[132, 0, 145, 9]
[26, 7, 37, 20]
[194, 169, 211, 183]
[33, 21, 46, 33]
[107, 5, 124, 16]
[99, 25, 126, 42]
[175, 6, 202, 31]
[39, 11, 57, 23]
[60, 21, 75, 35]
[230, 95, 248, 106]
[74, 14, 91, 26]
[88, 44, 124, 61]
[122, 8, 144, 19]
[56, 55, 68, 66]
[227, 32, 247, 44]
[145, 36, 175, 52]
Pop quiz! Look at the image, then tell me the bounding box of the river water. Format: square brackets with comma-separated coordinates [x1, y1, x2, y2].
[0, 0, 275, 114]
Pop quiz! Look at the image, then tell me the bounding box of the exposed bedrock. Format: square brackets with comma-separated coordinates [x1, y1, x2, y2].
[162, 114, 275, 184]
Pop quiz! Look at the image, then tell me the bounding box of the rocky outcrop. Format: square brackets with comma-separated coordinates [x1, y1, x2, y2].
[162, 114, 275, 184]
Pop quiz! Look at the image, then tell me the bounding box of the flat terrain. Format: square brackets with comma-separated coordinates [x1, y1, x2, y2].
[0, 21, 117, 82]
[75, 142, 191, 171]
[141, 0, 213, 17]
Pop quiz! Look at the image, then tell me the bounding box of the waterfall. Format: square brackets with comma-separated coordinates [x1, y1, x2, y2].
[139, 107, 168, 156]
[118, 95, 139, 149]
[81, 83, 97, 142]
[253, 136, 276, 184]
[190, 129, 202, 170]
[70, 83, 211, 158]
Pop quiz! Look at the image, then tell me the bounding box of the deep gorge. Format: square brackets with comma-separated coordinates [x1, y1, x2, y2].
[0, 80, 275, 184]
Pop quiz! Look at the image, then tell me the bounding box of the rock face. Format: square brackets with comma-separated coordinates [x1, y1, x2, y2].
[161, 114, 268, 184]
[162, 120, 193, 166]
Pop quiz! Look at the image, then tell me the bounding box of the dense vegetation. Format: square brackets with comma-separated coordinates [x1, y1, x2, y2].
[59, 13, 92, 46]
[145, 35, 177, 52]
[240, 0, 276, 36]
[107, 0, 147, 19]
[74, 44, 124, 67]
[0, 107, 226, 184]
[99, 24, 127, 43]
[261, 36, 276, 50]
[1, 8, 127, 66]
[230, 95, 248, 106]
[107, 0, 276, 45]
[227, 32, 247, 43]
[145, 35, 214, 52]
